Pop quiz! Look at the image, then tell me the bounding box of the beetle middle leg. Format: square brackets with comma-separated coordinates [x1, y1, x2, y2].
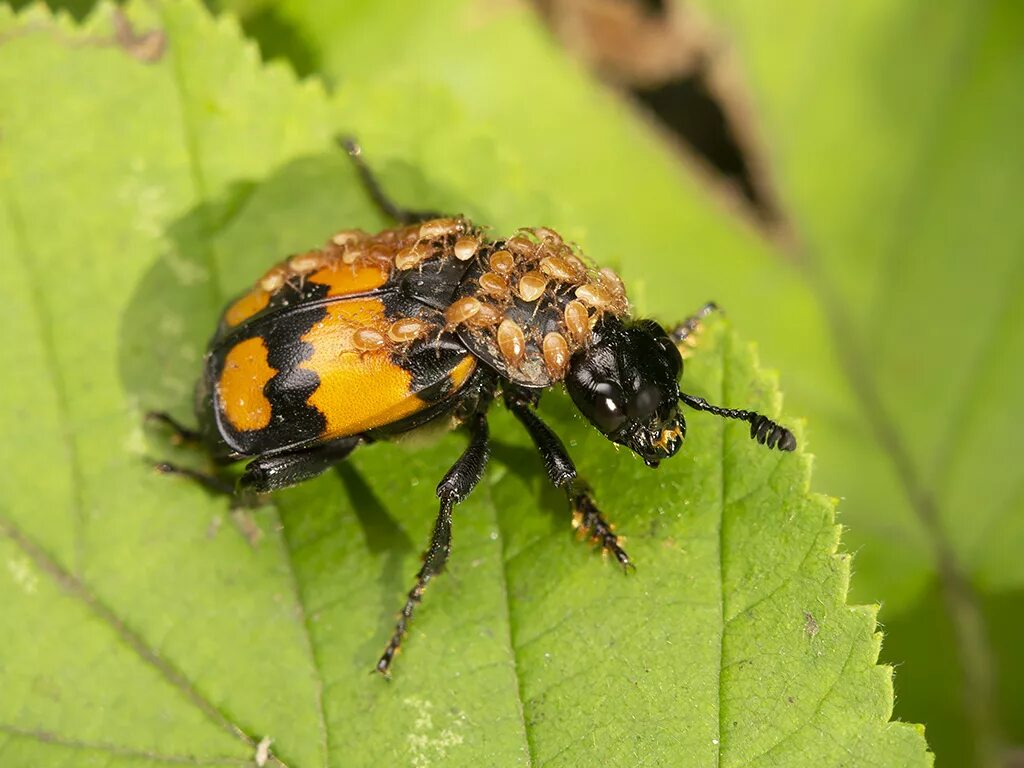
[376, 412, 491, 676]
[151, 437, 362, 543]
[504, 390, 633, 570]
[339, 137, 444, 225]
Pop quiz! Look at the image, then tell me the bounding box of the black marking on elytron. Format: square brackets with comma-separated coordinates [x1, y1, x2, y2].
[206, 283, 335, 457]
[380, 286, 479, 405]
[205, 271, 486, 457]
[211, 277, 330, 346]
[258, 301, 329, 454]
[207, 320, 325, 457]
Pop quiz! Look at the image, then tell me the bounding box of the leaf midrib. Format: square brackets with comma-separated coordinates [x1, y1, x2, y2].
[714, 331, 727, 768]
[489, 474, 537, 767]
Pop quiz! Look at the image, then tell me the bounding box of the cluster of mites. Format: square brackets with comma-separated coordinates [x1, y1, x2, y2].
[249, 217, 629, 381]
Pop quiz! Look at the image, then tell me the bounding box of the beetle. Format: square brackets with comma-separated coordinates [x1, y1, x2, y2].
[149, 139, 796, 675]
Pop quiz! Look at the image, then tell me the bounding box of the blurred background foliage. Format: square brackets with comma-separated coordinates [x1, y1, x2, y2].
[10, 0, 1021, 764]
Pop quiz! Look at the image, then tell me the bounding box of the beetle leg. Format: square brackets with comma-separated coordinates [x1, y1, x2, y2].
[153, 438, 361, 548]
[376, 412, 490, 676]
[503, 391, 633, 571]
[339, 137, 444, 225]
[153, 438, 361, 496]
[153, 461, 235, 495]
[669, 301, 719, 356]
[147, 411, 241, 495]
[679, 392, 797, 452]
[146, 410, 203, 446]
[237, 438, 361, 493]
[569, 487, 633, 571]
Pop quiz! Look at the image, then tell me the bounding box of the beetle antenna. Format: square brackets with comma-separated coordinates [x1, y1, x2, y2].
[679, 392, 796, 451]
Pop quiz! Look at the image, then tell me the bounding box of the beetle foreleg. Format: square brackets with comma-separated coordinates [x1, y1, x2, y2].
[504, 391, 633, 570]
[569, 487, 633, 571]
[376, 413, 490, 676]
[669, 301, 719, 356]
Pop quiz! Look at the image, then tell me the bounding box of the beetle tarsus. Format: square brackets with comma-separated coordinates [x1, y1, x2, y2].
[376, 571, 433, 677]
[670, 302, 720, 352]
[572, 491, 635, 571]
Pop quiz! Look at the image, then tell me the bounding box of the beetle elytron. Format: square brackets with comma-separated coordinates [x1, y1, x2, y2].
[150, 139, 796, 675]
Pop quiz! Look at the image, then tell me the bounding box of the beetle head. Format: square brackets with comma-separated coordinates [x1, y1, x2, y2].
[565, 317, 685, 467]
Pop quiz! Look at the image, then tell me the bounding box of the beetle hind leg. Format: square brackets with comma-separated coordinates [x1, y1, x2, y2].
[152, 461, 235, 495]
[151, 436, 363, 547]
[237, 438, 361, 494]
[146, 412, 235, 495]
[146, 410, 202, 446]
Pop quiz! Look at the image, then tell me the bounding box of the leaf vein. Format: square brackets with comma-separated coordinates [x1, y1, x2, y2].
[0, 514, 279, 764]
[0, 185, 87, 577]
[276, 503, 331, 768]
[0, 723, 251, 766]
[714, 324, 728, 768]
[491, 479, 537, 767]
[737, 637, 857, 767]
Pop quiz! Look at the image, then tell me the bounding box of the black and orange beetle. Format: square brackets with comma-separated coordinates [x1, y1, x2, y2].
[150, 140, 796, 675]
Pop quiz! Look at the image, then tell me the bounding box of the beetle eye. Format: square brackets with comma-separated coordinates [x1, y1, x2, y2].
[591, 381, 627, 433]
[629, 382, 661, 419]
[655, 335, 682, 376]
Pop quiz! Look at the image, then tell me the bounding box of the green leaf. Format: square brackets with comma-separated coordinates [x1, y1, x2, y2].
[0, 1, 928, 766]
[676, 2, 1024, 764]
[206, 0, 1024, 763]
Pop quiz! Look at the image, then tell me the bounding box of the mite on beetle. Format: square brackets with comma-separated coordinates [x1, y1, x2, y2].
[149, 139, 796, 675]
